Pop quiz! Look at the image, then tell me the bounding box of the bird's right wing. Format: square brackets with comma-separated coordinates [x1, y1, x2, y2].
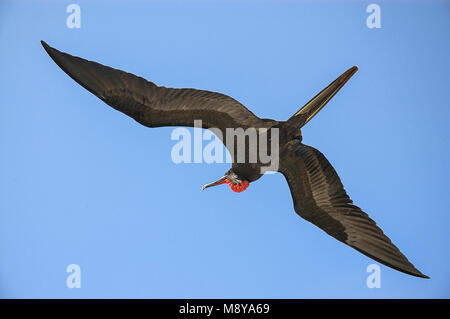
[41, 41, 265, 140]
[279, 140, 428, 278]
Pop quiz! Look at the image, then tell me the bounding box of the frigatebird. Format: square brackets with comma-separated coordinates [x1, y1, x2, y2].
[41, 41, 428, 279]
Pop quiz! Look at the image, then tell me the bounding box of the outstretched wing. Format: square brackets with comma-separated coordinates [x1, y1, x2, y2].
[279, 140, 428, 278]
[41, 41, 265, 140]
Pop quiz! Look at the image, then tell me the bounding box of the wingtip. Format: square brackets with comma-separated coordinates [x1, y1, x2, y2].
[40, 40, 53, 55]
[395, 264, 429, 279]
[416, 272, 430, 279]
[409, 265, 429, 279]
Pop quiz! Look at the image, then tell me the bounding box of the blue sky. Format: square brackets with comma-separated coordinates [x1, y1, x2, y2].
[0, 0, 449, 298]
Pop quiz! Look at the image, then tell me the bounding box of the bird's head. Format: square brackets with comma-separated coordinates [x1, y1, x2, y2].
[201, 169, 250, 193]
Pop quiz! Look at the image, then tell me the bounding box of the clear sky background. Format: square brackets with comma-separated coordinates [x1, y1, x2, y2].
[0, 0, 449, 298]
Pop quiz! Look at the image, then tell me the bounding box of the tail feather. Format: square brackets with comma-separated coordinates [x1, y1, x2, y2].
[286, 66, 358, 132]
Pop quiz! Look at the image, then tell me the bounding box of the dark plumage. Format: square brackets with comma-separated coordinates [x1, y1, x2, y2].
[41, 41, 428, 278]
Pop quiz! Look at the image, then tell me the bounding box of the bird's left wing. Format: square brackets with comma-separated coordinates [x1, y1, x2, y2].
[279, 140, 428, 278]
[41, 41, 265, 140]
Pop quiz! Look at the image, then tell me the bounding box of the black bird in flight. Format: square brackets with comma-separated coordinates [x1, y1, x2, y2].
[41, 41, 428, 278]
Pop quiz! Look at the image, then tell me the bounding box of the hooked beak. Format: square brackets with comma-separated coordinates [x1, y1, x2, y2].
[201, 176, 228, 191]
[292, 66, 358, 127]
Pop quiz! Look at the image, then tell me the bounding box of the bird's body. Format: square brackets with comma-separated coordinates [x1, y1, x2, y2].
[41, 41, 428, 278]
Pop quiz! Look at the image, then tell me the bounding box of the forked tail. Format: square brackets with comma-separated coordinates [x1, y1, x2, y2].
[284, 66, 358, 136]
